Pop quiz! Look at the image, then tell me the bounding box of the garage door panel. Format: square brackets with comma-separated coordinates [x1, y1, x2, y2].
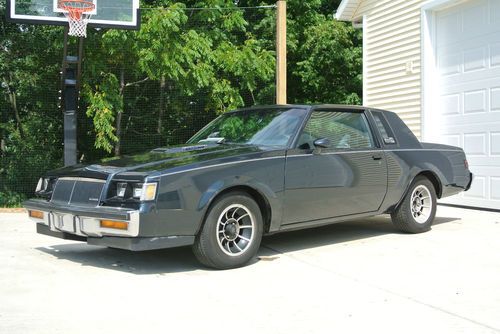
[491, 88, 500, 110]
[439, 67, 500, 88]
[491, 132, 500, 155]
[440, 133, 462, 147]
[464, 90, 487, 113]
[440, 93, 461, 115]
[491, 177, 500, 200]
[491, 43, 500, 67]
[428, 0, 500, 209]
[463, 47, 487, 72]
[462, 0, 488, 39]
[438, 114, 500, 127]
[436, 10, 462, 47]
[438, 32, 500, 56]
[463, 133, 487, 156]
[462, 0, 489, 38]
[438, 52, 461, 76]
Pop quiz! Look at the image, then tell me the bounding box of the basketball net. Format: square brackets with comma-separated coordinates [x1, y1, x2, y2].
[59, 1, 95, 38]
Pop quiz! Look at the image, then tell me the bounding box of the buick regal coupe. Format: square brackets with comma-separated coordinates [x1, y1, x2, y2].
[24, 105, 473, 269]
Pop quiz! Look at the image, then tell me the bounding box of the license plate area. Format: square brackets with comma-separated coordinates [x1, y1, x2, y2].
[50, 213, 75, 233]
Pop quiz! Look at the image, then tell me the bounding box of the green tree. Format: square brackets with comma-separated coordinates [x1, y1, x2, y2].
[244, 0, 362, 104]
[82, 0, 275, 155]
[1, 1, 64, 205]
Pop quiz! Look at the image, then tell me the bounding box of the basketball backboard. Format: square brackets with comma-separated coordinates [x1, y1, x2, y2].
[6, 0, 140, 29]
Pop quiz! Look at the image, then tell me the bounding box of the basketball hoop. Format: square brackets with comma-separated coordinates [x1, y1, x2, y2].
[59, 0, 95, 38]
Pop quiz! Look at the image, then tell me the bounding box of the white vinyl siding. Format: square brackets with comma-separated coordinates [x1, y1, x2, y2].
[352, 0, 425, 138]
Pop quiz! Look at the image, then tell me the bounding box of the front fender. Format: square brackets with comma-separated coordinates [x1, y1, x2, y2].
[197, 175, 283, 234]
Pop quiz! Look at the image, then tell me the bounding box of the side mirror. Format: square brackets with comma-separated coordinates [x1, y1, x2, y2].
[313, 138, 331, 148]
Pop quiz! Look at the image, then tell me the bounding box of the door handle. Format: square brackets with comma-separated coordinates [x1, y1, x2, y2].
[372, 153, 383, 160]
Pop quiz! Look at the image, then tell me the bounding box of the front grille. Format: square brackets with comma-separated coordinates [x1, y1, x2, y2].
[51, 178, 105, 207]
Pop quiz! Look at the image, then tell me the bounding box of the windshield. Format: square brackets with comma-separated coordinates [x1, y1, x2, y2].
[187, 108, 308, 148]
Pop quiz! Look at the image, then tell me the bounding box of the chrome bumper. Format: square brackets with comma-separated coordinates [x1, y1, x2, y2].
[23, 199, 140, 238]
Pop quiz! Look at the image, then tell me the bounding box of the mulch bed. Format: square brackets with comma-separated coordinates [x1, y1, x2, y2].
[0, 208, 26, 213]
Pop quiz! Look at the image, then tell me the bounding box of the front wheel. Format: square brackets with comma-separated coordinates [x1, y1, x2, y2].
[391, 176, 437, 233]
[193, 192, 263, 269]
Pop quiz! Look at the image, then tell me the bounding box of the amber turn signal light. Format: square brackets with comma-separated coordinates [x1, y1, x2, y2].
[100, 220, 128, 230]
[29, 210, 44, 219]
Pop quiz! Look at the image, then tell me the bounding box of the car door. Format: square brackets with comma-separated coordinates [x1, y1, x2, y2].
[282, 109, 388, 224]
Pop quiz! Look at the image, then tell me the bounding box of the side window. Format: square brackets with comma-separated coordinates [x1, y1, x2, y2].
[297, 111, 375, 150]
[372, 112, 397, 145]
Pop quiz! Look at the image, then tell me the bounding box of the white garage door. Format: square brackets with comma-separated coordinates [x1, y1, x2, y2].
[427, 0, 500, 210]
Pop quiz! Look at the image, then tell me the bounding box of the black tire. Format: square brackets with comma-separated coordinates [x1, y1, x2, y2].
[391, 176, 437, 233]
[193, 191, 263, 269]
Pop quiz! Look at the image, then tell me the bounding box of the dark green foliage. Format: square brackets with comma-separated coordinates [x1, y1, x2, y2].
[0, 0, 362, 206]
[1, 0, 65, 204]
[244, 0, 362, 104]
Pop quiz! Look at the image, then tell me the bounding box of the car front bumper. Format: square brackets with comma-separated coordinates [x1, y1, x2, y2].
[24, 199, 141, 238]
[23, 199, 194, 251]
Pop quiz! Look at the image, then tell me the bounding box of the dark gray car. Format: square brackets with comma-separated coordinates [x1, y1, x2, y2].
[24, 105, 473, 269]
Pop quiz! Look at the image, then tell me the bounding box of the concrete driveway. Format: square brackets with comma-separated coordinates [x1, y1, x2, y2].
[0, 206, 499, 334]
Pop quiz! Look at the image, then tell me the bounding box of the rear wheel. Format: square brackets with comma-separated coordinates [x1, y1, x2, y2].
[193, 192, 263, 269]
[391, 176, 437, 233]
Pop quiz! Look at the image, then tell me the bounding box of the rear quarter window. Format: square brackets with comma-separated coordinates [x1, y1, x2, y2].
[382, 111, 422, 149]
[371, 112, 397, 146]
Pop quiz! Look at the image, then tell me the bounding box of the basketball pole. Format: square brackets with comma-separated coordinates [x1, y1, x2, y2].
[276, 0, 287, 105]
[61, 27, 84, 166]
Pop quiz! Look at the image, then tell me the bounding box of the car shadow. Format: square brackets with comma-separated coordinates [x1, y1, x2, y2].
[259, 215, 460, 257]
[35, 215, 460, 275]
[35, 244, 202, 274]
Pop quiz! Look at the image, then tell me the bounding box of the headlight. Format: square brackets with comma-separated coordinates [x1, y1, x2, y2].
[132, 184, 143, 198]
[117, 182, 128, 198]
[138, 183, 158, 201]
[113, 181, 157, 201]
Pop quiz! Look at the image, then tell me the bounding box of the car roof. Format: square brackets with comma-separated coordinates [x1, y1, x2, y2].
[232, 104, 385, 113]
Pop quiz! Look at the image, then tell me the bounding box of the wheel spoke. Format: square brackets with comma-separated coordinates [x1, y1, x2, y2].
[238, 235, 251, 242]
[237, 213, 249, 222]
[239, 225, 253, 229]
[225, 242, 233, 254]
[233, 242, 243, 252]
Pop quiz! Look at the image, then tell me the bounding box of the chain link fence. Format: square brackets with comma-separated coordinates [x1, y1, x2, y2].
[0, 4, 277, 206]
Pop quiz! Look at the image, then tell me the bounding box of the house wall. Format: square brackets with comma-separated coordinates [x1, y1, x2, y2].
[353, 0, 426, 138]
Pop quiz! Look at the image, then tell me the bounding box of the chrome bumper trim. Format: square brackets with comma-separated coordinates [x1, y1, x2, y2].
[24, 199, 140, 238]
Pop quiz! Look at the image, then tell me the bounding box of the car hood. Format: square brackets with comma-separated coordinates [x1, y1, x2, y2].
[46, 144, 274, 179]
